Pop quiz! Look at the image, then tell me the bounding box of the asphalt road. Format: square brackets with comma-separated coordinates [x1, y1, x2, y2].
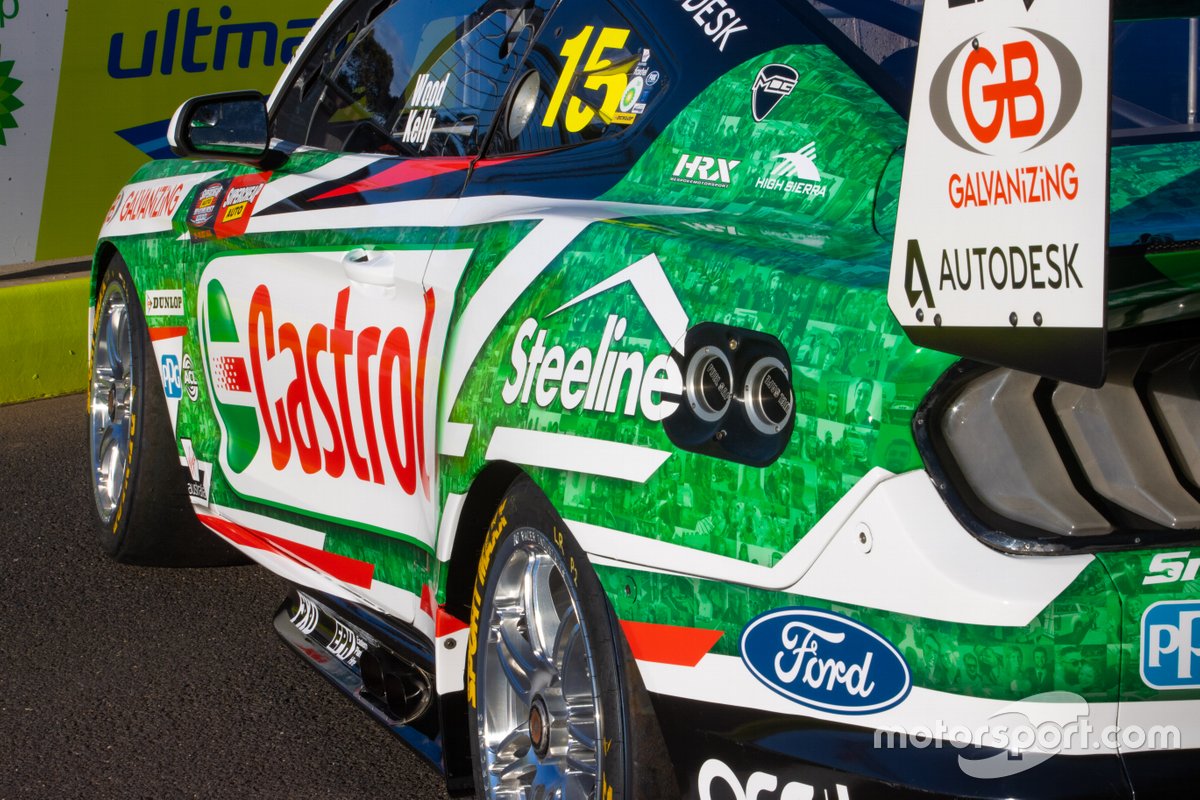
[0, 395, 450, 800]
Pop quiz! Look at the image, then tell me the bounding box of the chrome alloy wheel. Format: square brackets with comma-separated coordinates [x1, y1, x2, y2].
[478, 528, 603, 799]
[89, 279, 135, 524]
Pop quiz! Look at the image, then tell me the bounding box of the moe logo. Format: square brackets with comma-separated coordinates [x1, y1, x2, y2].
[1142, 600, 1200, 689]
[752, 63, 797, 122]
[929, 28, 1082, 155]
[0, 44, 23, 146]
[740, 607, 911, 714]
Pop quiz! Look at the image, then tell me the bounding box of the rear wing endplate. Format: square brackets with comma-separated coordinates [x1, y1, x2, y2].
[888, 0, 1114, 386]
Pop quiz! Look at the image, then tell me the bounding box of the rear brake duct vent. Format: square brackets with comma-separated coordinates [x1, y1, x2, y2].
[921, 342, 1200, 554]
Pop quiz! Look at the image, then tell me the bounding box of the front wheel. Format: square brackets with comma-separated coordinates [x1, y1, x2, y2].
[467, 478, 675, 799]
[88, 255, 241, 566]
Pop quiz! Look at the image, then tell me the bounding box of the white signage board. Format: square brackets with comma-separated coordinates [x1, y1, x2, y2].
[889, 0, 1112, 386]
[0, 2, 67, 267]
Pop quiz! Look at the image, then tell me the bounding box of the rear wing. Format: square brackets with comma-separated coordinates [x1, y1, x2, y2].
[825, 0, 1200, 386]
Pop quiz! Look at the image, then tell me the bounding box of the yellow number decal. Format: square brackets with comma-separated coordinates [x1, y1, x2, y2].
[542, 26, 632, 133]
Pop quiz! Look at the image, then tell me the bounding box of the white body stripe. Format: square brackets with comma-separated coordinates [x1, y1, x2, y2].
[485, 428, 672, 483]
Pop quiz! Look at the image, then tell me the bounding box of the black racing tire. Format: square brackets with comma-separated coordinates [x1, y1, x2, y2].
[87, 255, 243, 566]
[467, 477, 677, 799]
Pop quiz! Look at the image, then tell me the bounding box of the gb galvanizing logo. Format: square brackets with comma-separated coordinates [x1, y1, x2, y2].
[1142, 600, 1200, 689]
[929, 27, 1082, 157]
[741, 608, 911, 714]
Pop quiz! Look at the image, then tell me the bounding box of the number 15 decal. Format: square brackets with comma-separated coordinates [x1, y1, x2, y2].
[543, 26, 635, 132]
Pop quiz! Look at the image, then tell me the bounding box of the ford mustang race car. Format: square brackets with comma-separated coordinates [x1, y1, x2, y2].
[86, 0, 1200, 797]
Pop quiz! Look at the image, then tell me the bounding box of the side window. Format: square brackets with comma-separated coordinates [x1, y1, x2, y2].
[273, 0, 380, 146]
[288, 0, 552, 157]
[488, 0, 664, 155]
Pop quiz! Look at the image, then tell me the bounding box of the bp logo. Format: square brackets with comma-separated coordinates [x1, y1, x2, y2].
[0, 45, 23, 146]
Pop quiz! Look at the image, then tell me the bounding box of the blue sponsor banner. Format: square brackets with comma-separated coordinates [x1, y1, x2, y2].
[1141, 600, 1200, 689]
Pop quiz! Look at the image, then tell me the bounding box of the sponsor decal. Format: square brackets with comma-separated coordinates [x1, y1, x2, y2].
[0, 43, 22, 146]
[121, 180, 186, 223]
[106, 8, 314, 80]
[212, 172, 270, 238]
[671, 153, 740, 188]
[327, 618, 367, 666]
[948, 162, 1077, 208]
[179, 437, 212, 507]
[888, 0, 1109, 382]
[501, 254, 686, 423]
[399, 72, 448, 151]
[698, 760, 849, 800]
[619, 76, 644, 113]
[160, 352, 183, 399]
[181, 352, 200, 401]
[99, 171, 222, 238]
[671, 0, 748, 52]
[929, 29, 1082, 157]
[189, 180, 225, 227]
[646, 69, 660, 86]
[502, 315, 681, 422]
[291, 593, 320, 636]
[751, 63, 797, 122]
[740, 607, 911, 714]
[144, 289, 184, 317]
[1141, 600, 1200, 689]
[757, 143, 826, 198]
[198, 250, 463, 543]
[542, 26, 635, 132]
[1144, 551, 1200, 586]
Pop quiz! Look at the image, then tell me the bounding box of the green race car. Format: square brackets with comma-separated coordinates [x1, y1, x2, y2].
[86, 0, 1200, 797]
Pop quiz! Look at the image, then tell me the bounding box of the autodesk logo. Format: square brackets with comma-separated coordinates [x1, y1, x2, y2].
[0, 44, 24, 146]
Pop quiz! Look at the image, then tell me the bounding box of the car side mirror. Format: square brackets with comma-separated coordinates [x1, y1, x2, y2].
[169, 91, 271, 165]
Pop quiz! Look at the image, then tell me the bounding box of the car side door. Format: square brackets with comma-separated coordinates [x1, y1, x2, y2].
[186, 0, 551, 621]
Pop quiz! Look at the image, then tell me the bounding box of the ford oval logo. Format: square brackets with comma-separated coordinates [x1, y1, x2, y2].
[740, 608, 911, 715]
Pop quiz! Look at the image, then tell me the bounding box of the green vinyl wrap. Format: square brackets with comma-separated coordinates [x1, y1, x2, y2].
[93, 36, 1200, 714]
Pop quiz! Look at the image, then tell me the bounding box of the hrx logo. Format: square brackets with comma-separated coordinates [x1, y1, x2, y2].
[671, 153, 740, 188]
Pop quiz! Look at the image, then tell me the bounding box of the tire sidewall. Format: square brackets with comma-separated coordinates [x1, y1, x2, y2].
[467, 478, 630, 800]
[90, 258, 152, 556]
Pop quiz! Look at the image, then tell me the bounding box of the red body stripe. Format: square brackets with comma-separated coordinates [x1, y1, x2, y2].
[198, 513, 375, 589]
[436, 607, 469, 638]
[148, 326, 188, 341]
[620, 620, 724, 667]
[311, 155, 530, 201]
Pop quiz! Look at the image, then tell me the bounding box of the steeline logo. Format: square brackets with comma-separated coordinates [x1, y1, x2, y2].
[740, 607, 911, 714]
[501, 254, 686, 423]
[929, 28, 1083, 156]
[1142, 600, 1200, 689]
